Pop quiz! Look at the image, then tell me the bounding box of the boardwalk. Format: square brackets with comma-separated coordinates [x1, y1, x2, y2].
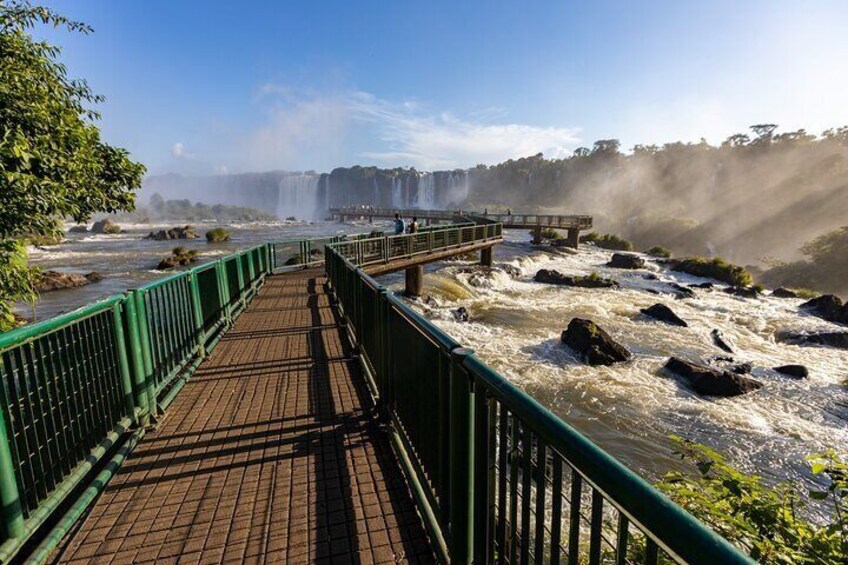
[56, 270, 434, 564]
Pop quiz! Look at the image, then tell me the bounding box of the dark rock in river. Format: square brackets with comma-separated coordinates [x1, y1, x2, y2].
[689, 282, 714, 289]
[711, 329, 735, 353]
[501, 265, 522, 278]
[452, 306, 471, 322]
[68, 224, 88, 233]
[643, 273, 659, 281]
[731, 362, 753, 375]
[640, 303, 688, 327]
[534, 269, 618, 288]
[772, 287, 799, 298]
[146, 225, 200, 241]
[607, 253, 645, 269]
[800, 295, 846, 324]
[776, 331, 848, 350]
[91, 219, 121, 234]
[723, 286, 760, 298]
[773, 364, 809, 379]
[561, 318, 631, 366]
[667, 283, 695, 299]
[664, 357, 763, 397]
[35, 271, 103, 292]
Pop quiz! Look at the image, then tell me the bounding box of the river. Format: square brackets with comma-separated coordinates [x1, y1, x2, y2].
[22, 220, 848, 493]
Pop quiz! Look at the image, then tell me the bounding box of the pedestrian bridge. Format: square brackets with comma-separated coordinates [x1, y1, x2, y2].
[0, 224, 751, 564]
[329, 207, 594, 247]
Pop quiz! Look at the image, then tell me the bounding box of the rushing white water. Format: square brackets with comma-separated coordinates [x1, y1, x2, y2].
[276, 173, 321, 220]
[417, 173, 436, 209]
[396, 234, 848, 482]
[391, 176, 404, 208]
[445, 171, 470, 206]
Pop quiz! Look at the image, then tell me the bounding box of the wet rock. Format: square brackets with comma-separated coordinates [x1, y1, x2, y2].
[34, 271, 103, 292]
[724, 286, 760, 298]
[663, 357, 763, 397]
[452, 307, 471, 322]
[731, 362, 753, 375]
[711, 329, 734, 353]
[560, 318, 631, 366]
[68, 225, 88, 233]
[708, 356, 751, 374]
[607, 253, 645, 269]
[800, 295, 845, 323]
[422, 295, 439, 308]
[643, 273, 659, 281]
[776, 331, 848, 350]
[640, 304, 688, 327]
[146, 225, 199, 241]
[667, 283, 695, 299]
[773, 364, 809, 379]
[689, 282, 714, 289]
[500, 265, 522, 278]
[534, 269, 618, 288]
[91, 219, 121, 234]
[156, 248, 199, 270]
[772, 287, 799, 298]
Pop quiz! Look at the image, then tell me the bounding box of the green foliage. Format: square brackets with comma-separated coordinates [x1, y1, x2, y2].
[101, 222, 121, 234]
[760, 226, 848, 295]
[118, 194, 276, 222]
[673, 257, 752, 287]
[0, 2, 144, 327]
[582, 232, 634, 251]
[645, 245, 672, 258]
[0, 241, 34, 331]
[657, 437, 847, 564]
[539, 227, 562, 240]
[205, 227, 231, 242]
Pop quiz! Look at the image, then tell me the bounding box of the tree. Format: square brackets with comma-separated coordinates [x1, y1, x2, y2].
[0, 1, 145, 330]
[750, 123, 778, 140]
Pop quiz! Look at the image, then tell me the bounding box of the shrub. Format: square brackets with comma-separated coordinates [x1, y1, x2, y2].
[205, 228, 231, 242]
[645, 245, 672, 258]
[657, 437, 847, 564]
[102, 223, 122, 234]
[530, 227, 563, 240]
[583, 232, 634, 251]
[672, 257, 752, 287]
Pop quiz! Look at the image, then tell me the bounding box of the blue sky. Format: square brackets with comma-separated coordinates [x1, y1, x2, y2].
[38, 0, 848, 175]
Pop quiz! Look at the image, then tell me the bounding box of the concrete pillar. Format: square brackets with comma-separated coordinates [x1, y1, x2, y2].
[405, 265, 424, 297]
[532, 225, 543, 244]
[480, 247, 493, 267]
[426, 218, 431, 227]
[566, 228, 580, 249]
[338, 214, 346, 224]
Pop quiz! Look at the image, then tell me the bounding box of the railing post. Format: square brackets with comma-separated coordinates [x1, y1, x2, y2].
[473, 388, 494, 564]
[0, 406, 25, 540]
[216, 260, 232, 325]
[111, 301, 136, 424]
[188, 272, 206, 358]
[124, 292, 150, 425]
[133, 290, 157, 414]
[449, 347, 475, 564]
[235, 254, 246, 306]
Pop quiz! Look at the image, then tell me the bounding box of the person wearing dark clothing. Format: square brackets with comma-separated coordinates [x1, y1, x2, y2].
[394, 214, 405, 235]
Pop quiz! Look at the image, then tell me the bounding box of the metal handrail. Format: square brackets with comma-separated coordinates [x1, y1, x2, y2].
[324, 243, 753, 565]
[330, 206, 594, 229]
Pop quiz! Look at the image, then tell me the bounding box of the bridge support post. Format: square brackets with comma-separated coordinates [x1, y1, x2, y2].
[566, 228, 580, 249]
[532, 225, 543, 244]
[338, 214, 346, 224]
[404, 265, 424, 297]
[449, 347, 475, 564]
[426, 218, 431, 227]
[480, 247, 493, 267]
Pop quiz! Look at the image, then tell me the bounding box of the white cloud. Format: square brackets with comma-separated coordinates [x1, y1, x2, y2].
[171, 142, 186, 158]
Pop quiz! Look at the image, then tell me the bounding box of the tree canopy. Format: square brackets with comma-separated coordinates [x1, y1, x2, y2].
[0, 1, 145, 330]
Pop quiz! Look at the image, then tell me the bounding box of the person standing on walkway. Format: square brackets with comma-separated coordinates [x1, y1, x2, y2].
[394, 213, 405, 235]
[408, 217, 420, 234]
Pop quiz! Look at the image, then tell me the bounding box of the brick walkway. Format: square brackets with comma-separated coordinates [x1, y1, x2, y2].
[57, 270, 435, 564]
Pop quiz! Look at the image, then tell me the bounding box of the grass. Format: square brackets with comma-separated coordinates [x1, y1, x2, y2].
[672, 257, 752, 287]
[205, 227, 231, 242]
[581, 231, 634, 251]
[645, 245, 672, 258]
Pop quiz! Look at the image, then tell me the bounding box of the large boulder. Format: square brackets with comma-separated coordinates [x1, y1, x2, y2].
[773, 365, 809, 379]
[561, 318, 631, 366]
[146, 225, 199, 241]
[640, 303, 688, 327]
[800, 295, 846, 324]
[667, 283, 695, 299]
[711, 329, 735, 354]
[772, 287, 799, 298]
[534, 269, 618, 288]
[68, 224, 88, 233]
[34, 271, 103, 292]
[776, 331, 848, 350]
[664, 357, 763, 397]
[607, 253, 645, 269]
[723, 286, 760, 298]
[91, 219, 121, 234]
[452, 307, 471, 322]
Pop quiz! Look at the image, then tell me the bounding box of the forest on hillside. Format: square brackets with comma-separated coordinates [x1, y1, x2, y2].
[465, 125, 848, 277]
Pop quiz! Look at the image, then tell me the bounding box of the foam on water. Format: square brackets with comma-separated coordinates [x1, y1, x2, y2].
[403, 237, 848, 481]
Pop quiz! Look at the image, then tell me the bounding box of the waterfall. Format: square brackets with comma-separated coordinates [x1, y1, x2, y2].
[373, 178, 379, 205]
[417, 173, 436, 209]
[445, 171, 470, 206]
[276, 173, 321, 221]
[391, 176, 404, 208]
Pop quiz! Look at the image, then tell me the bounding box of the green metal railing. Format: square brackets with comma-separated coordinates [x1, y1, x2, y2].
[0, 244, 271, 562]
[325, 243, 753, 565]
